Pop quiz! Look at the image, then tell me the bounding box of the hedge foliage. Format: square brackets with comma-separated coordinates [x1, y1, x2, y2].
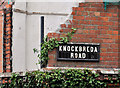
[1, 69, 107, 88]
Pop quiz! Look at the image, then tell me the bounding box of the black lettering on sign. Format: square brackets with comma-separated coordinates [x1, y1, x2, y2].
[57, 43, 100, 61]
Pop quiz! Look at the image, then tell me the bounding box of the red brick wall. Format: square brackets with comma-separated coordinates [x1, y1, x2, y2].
[3, 4, 12, 73]
[0, 3, 12, 73]
[47, 2, 120, 69]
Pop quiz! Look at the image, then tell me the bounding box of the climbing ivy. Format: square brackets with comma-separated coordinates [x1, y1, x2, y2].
[1, 69, 108, 88]
[33, 28, 77, 67]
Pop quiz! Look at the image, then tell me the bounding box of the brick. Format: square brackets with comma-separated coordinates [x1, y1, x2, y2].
[0, 68, 2, 73]
[113, 49, 119, 52]
[4, 54, 10, 58]
[48, 49, 56, 55]
[103, 39, 114, 43]
[72, 20, 78, 24]
[6, 65, 11, 69]
[84, 26, 95, 29]
[82, 12, 88, 15]
[68, 25, 72, 28]
[6, 58, 11, 62]
[109, 17, 118, 21]
[6, 69, 11, 72]
[102, 57, 115, 61]
[85, 17, 96, 20]
[110, 35, 118, 40]
[91, 21, 102, 25]
[107, 30, 113, 34]
[73, 25, 84, 29]
[70, 38, 77, 42]
[61, 24, 66, 28]
[71, 11, 75, 15]
[48, 55, 55, 59]
[100, 29, 107, 34]
[77, 38, 91, 43]
[89, 30, 96, 34]
[47, 33, 53, 37]
[72, 7, 76, 11]
[79, 3, 90, 7]
[106, 13, 112, 17]
[109, 53, 118, 57]
[113, 31, 118, 35]
[73, 34, 86, 38]
[97, 8, 104, 12]
[89, 12, 95, 16]
[100, 53, 109, 57]
[98, 17, 108, 21]
[110, 44, 118, 49]
[100, 12, 106, 16]
[6, 61, 11, 65]
[77, 29, 82, 33]
[75, 7, 84, 11]
[63, 29, 70, 33]
[111, 26, 118, 30]
[0, 17, 3, 21]
[101, 43, 109, 48]
[108, 62, 118, 66]
[94, 12, 100, 16]
[76, 12, 82, 15]
[97, 35, 110, 39]
[100, 12, 112, 17]
[114, 22, 119, 26]
[78, 21, 90, 25]
[87, 34, 97, 38]
[59, 29, 63, 33]
[82, 30, 89, 34]
[108, 8, 118, 13]
[85, 8, 97, 11]
[48, 60, 56, 64]
[85, 62, 97, 65]
[73, 16, 84, 20]
[95, 30, 100, 34]
[98, 26, 109, 30]
[6, 50, 11, 54]
[0, 57, 2, 61]
[101, 48, 107, 52]
[113, 13, 118, 17]
[6, 4, 12, 8]
[92, 39, 103, 43]
[91, 3, 103, 7]
[0, 50, 2, 54]
[0, 10, 3, 14]
[102, 22, 114, 26]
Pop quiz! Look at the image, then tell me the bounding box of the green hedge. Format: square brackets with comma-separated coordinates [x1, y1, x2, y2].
[1, 69, 108, 88]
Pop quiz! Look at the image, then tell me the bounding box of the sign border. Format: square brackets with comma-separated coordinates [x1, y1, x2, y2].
[57, 43, 100, 62]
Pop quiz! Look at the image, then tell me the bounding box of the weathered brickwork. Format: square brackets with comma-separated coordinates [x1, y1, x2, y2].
[3, 4, 12, 73]
[47, 2, 120, 69]
[0, 2, 12, 85]
[0, 2, 12, 73]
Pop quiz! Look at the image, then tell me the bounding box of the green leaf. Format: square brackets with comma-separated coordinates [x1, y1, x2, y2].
[72, 28, 77, 31]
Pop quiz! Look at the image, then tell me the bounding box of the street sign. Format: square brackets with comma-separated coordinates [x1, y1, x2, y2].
[57, 43, 100, 61]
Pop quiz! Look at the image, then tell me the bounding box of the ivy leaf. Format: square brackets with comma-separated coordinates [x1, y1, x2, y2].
[72, 28, 77, 31]
[33, 48, 38, 53]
